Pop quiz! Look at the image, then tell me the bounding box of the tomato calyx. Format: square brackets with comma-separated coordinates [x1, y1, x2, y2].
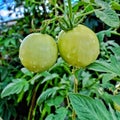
[59, 15, 79, 32]
[58, 0, 75, 31]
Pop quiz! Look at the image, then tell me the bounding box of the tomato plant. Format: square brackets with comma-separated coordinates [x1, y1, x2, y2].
[0, 0, 120, 120]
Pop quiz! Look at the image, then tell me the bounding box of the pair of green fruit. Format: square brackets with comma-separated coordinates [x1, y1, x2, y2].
[19, 24, 100, 73]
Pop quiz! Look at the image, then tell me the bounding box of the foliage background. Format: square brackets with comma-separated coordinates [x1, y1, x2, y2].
[0, 0, 120, 120]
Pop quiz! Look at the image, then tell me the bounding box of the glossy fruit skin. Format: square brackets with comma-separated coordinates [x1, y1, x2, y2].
[58, 24, 100, 68]
[19, 33, 58, 72]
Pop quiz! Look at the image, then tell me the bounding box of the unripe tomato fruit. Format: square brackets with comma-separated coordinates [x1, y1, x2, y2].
[19, 33, 58, 72]
[58, 24, 100, 67]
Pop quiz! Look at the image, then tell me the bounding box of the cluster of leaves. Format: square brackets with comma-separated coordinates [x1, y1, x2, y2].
[0, 0, 120, 120]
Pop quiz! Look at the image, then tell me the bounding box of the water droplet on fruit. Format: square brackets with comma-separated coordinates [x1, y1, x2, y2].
[67, 54, 70, 59]
[21, 57, 23, 61]
[33, 65, 36, 68]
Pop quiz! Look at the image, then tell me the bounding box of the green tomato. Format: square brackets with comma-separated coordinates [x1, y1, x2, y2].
[58, 24, 100, 68]
[19, 33, 58, 72]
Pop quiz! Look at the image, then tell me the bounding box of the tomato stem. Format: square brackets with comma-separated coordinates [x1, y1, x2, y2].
[111, 31, 120, 36]
[68, 0, 73, 21]
[71, 68, 79, 120]
[74, 76, 78, 93]
[67, 0, 74, 29]
[72, 67, 78, 93]
[28, 82, 40, 120]
[71, 76, 78, 120]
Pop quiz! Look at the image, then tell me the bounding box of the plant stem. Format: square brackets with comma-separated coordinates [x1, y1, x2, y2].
[74, 76, 78, 93]
[72, 110, 76, 120]
[72, 75, 78, 120]
[68, 0, 72, 20]
[72, 68, 78, 94]
[111, 31, 120, 36]
[28, 82, 40, 120]
[54, 0, 57, 16]
[71, 68, 78, 120]
[28, 88, 37, 120]
[67, 0, 73, 28]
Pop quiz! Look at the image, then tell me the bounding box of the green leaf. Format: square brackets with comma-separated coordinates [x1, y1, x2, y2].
[21, 68, 33, 77]
[88, 55, 120, 76]
[41, 73, 59, 84]
[95, 0, 109, 8]
[111, 46, 120, 56]
[1, 66, 8, 81]
[47, 96, 64, 107]
[83, 0, 90, 3]
[30, 71, 49, 84]
[97, 29, 111, 42]
[45, 107, 68, 120]
[95, 8, 119, 28]
[37, 87, 59, 105]
[109, 104, 118, 120]
[110, 94, 120, 106]
[54, 107, 68, 120]
[1, 79, 29, 98]
[88, 61, 112, 73]
[80, 70, 94, 88]
[111, 1, 120, 11]
[84, 4, 94, 12]
[69, 93, 111, 120]
[45, 114, 54, 120]
[102, 93, 120, 108]
[116, 111, 120, 118]
[102, 73, 117, 83]
[110, 56, 120, 75]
